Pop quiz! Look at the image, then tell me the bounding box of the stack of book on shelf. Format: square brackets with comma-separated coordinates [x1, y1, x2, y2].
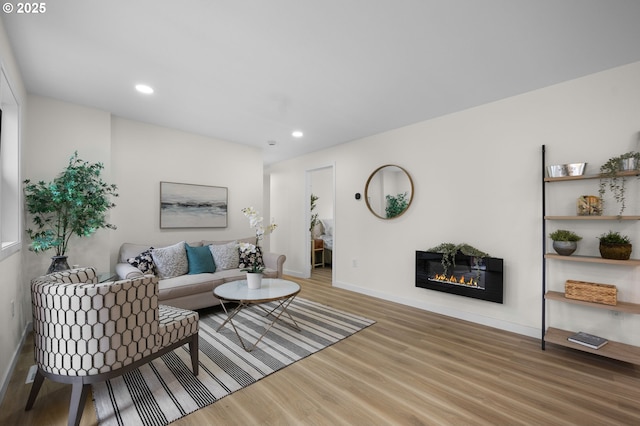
[568, 331, 608, 349]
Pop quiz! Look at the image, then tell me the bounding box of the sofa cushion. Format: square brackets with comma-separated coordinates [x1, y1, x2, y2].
[209, 241, 239, 270]
[158, 273, 225, 300]
[119, 243, 154, 263]
[238, 246, 265, 270]
[152, 241, 188, 279]
[185, 243, 216, 274]
[127, 247, 156, 274]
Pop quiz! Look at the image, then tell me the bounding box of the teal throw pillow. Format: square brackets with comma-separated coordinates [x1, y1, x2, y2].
[185, 244, 216, 274]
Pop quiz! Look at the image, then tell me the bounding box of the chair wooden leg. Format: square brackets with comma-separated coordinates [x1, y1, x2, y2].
[25, 369, 45, 411]
[67, 380, 89, 426]
[189, 334, 199, 375]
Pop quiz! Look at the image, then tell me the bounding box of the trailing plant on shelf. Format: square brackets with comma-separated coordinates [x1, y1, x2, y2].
[598, 151, 640, 215]
[23, 152, 118, 272]
[427, 242, 490, 278]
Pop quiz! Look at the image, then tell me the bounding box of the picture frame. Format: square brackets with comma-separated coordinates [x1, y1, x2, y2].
[160, 181, 228, 228]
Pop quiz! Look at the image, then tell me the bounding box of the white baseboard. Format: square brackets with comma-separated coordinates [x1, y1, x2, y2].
[283, 268, 307, 278]
[0, 322, 31, 406]
[333, 280, 540, 339]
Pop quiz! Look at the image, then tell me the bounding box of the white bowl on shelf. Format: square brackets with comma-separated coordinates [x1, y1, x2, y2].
[547, 164, 568, 178]
[566, 163, 586, 176]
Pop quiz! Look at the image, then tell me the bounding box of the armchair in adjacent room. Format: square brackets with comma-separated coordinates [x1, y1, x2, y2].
[25, 267, 200, 426]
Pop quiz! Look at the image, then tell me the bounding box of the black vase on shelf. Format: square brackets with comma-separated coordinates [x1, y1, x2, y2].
[47, 255, 70, 274]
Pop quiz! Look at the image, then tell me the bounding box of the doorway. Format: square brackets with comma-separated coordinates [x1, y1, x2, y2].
[306, 165, 335, 281]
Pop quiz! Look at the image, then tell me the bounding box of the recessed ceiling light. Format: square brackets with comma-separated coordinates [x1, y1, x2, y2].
[292, 130, 303, 138]
[135, 84, 154, 94]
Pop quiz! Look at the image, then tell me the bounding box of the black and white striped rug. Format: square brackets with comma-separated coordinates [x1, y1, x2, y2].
[92, 297, 375, 426]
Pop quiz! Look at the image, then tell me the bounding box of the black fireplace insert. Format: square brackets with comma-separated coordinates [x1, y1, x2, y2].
[415, 250, 503, 303]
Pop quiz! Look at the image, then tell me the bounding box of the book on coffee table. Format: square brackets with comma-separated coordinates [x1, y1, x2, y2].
[567, 331, 608, 349]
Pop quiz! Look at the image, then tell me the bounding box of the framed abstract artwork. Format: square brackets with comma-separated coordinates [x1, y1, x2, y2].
[160, 182, 228, 228]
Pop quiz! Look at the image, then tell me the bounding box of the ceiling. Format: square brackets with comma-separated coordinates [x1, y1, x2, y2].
[4, 1, 640, 164]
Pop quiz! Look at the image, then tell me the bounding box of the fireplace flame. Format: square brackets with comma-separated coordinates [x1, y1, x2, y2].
[433, 273, 478, 287]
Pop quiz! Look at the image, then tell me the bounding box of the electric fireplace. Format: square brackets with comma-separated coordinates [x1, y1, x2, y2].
[415, 250, 504, 303]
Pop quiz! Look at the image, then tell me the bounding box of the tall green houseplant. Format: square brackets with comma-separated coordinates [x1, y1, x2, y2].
[309, 193, 319, 234]
[24, 152, 118, 271]
[598, 151, 640, 215]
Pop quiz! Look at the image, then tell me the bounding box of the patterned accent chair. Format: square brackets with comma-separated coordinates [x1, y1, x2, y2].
[25, 267, 199, 426]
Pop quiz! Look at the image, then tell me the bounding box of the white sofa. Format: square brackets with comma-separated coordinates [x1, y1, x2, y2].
[115, 237, 286, 310]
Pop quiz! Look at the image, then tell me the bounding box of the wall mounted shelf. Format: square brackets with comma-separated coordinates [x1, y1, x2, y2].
[541, 145, 640, 365]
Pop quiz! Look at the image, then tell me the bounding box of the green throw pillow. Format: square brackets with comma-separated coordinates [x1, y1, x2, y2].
[185, 244, 216, 274]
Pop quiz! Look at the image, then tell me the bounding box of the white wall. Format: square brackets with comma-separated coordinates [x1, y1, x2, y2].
[110, 117, 264, 264]
[22, 102, 265, 273]
[269, 61, 640, 343]
[311, 167, 333, 222]
[23, 96, 112, 277]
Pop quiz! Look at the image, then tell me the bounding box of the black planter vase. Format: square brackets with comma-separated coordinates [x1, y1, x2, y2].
[47, 255, 70, 274]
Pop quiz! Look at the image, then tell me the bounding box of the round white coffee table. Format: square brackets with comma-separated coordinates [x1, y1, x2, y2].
[213, 278, 301, 351]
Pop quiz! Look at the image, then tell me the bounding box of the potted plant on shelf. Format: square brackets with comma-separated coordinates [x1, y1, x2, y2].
[23, 152, 118, 273]
[598, 231, 632, 260]
[549, 229, 582, 256]
[598, 151, 640, 215]
[240, 207, 277, 289]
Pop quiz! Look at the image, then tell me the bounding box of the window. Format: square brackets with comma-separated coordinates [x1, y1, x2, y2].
[0, 66, 20, 259]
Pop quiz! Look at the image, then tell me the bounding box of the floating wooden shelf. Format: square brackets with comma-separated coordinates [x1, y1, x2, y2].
[544, 215, 640, 220]
[544, 327, 640, 365]
[545, 291, 640, 314]
[544, 253, 640, 266]
[544, 170, 640, 182]
[542, 146, 640, 364]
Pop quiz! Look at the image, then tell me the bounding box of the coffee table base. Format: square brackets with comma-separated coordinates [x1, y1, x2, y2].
[216, 295, 300, 352]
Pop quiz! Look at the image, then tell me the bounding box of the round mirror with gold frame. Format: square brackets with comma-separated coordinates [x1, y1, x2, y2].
[365, 164, 414, 219]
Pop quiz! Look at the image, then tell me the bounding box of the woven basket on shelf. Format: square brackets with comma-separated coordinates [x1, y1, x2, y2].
[565, 280, 617, 305]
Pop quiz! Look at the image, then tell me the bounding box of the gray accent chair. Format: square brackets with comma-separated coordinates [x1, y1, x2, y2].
[25, 267, 200, 426]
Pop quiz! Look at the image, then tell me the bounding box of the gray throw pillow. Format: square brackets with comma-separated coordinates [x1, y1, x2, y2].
[209, 241, 239, 270]
[152, 241, 188, 278]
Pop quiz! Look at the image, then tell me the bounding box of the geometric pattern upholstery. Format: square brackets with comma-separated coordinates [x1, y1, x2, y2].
[158, 304, 199, 349]
[26, 267, 199, 426]
[31, 268, 159, 376]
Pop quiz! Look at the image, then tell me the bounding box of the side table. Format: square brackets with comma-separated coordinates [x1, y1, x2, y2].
[213, 279, 301, 351]
[98, 272, 118, 283]
[312, 239, 324, 268]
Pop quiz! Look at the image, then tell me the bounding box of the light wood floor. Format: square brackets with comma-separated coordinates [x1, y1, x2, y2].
[2, 267, 640, 425]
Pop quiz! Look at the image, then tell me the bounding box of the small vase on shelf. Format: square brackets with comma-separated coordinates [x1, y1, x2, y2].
[246, 272, 263, 289]
[552, 241, 577, 256]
